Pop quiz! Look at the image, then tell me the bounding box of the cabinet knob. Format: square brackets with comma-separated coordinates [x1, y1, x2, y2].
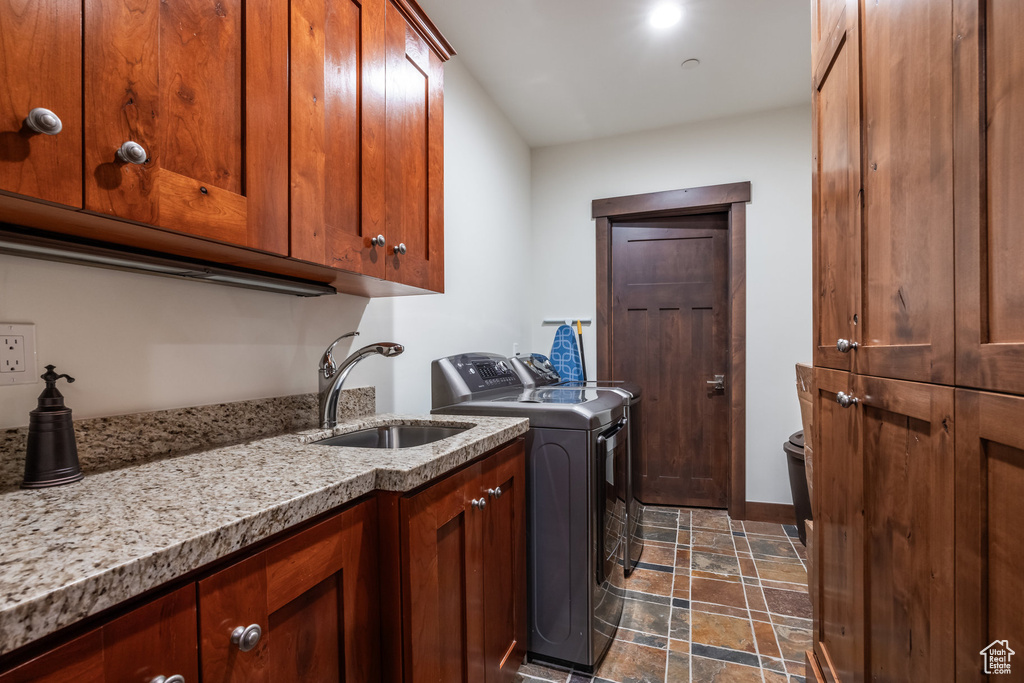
[24, 108, 62, 135]
[471, 497, 486, 510]
[371, 234, 386, 247]
[150, 676, 185, 683]
[836, 339, 859, 353]
[116, 140, 148, 165]
[231, 623, 262, 652]
[487, 487, 502, 499]
[393, 243, 407, 255]
[836, 391, 859, 408]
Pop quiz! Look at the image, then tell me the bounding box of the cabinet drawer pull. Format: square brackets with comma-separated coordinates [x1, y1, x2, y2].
[24, 108, 62, 135]
[836, 392, 859, 408]
[393, 243, 407, 255]
[487, 487, 502, 499]
[371, 234, 386, 247]
[471, 497, 486, 510]
[231, 623, 262, 652]
[150, 676, 185, 683]
[116, 140, 148, 165]
[836, 338, 859, 353]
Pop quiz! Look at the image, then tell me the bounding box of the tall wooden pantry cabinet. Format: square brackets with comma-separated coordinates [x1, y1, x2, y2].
[809, 0, 1024, 681]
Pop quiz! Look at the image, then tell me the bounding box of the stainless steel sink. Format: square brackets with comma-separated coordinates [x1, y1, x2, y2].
[313, 424, 469, 449]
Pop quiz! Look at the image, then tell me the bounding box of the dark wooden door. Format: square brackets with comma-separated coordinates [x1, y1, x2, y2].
[480, 441, 527, 683]
[812, 0, 860, 373]
[955, 390, 1024, 680]
[400, 461, 485, 683]
[290, 0, 388, 276]
[83, 0, 288, 253]
[954, 0, 1024, 396]
[856, 0, 954, 384]
[0, 0, 82, 207]
[103, 585, 199, 683]
[812, 367, 863, 683]
[198, 499, 380, 682]
[384, 0, 444, 292]
[856, 374, 954, 682]
[611, 215, 730, 507]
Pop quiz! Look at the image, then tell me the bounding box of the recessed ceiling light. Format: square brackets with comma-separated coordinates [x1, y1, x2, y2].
[681, 58, 701, 70]
[649, 3, 683, 29]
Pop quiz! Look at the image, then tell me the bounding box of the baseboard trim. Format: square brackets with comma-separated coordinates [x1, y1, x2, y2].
[744, 501, 796, 525]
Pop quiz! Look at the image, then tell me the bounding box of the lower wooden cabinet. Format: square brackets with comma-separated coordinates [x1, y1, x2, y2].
[812, 369, 955, 682]
[198, 496, 380, 682]
[0, 585, 197, 683]
[400, 439, 527, 683]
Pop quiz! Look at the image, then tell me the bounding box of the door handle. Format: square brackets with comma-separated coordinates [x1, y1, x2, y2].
[706, 374, 725, 391]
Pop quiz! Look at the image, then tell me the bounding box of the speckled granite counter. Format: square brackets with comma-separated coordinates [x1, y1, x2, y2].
[0, 394, 527, 657]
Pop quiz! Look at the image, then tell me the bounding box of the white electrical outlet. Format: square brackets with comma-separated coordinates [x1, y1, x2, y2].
[0, 324, 37, 385]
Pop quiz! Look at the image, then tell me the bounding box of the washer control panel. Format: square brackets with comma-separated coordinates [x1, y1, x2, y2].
[449, 353, 521, 392]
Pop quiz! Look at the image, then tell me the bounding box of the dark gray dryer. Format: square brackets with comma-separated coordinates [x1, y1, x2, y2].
[431, 352, 626, 672]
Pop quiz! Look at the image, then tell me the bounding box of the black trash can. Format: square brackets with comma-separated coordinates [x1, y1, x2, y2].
[785, 430, 812, 545]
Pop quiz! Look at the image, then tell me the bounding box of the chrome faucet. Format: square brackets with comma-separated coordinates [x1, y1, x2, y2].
[318, 332, 404, 428]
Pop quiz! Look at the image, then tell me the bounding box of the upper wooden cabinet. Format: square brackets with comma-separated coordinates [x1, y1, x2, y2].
[954, 1, 1024, 395]
[82, 0, 289, 254]
[0, 0, 82, 207]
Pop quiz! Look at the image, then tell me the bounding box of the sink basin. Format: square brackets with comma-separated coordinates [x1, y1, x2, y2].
[314, 424, 469, 449]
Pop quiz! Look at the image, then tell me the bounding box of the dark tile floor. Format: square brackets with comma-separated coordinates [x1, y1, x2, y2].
[516, 506, 811, 683]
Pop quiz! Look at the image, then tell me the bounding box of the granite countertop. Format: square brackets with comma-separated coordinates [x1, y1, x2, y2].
[0, 394, 528, 657]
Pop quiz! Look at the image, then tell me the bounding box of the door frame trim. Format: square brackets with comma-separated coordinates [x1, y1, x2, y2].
[593, 181, 750, 520]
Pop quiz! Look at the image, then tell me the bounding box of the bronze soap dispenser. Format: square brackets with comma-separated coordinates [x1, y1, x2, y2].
[22, 365, 83, 489]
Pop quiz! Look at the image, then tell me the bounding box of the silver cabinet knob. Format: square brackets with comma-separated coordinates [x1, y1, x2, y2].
[487, 487, 502, 499]
[24, 108, 62, 135]
[371, 234, 386, 247]
[836, 339, 859, 353]
[116, 141, 148, 165]
[471, 497, 486, 510]
[231, 624, 262, 652]
[393, 243, 407, 255]
[836, 391, 859, 408]
[151, 676, 185, 683]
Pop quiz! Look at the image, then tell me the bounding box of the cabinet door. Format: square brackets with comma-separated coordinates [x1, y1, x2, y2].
[856, 0, 954, 384]
[290, 0, 388, 276]
[198, 499, 380, 682]
[954, 0, 1024, 395]
[83, 0, 288, 254]
[480, 441, 527, 683]
[0, 632, 103, 683]
[812, 367, 863, 683]
[401, 462, 485, 683]
[0, 0, 82, 206]
[856, 374, 954, 682]
[955, 390, 1024, 680]
[384, 0, 444, 292]
[812, 1, 860, 372]
[103, 585, 199, 683]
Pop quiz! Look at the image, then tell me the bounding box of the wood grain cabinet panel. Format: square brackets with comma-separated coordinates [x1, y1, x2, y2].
[954, 0, 1024, 395]
[289, 0, 388, 276]
[0, 0, 82, 207]
[954, 390, 1024, 680]
[83, 0, 288, 254]
[198, 498, 380, 682]
[384, 0, 445, 292]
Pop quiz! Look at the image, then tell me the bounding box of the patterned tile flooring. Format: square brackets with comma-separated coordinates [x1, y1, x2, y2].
[516, 506, 811, 683]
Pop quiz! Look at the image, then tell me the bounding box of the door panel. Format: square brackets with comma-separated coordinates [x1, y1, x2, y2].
[955, 0, 1024, 394]
[858, 0, 954, 384]
[812, 15, 859, 372]
[385, 0, 444, 291]
[103, 585, 199, 683]
[199, 553, 271, 683]
[812, 367, 862, 683]
[955, 390, 1024, 680]
[857, 375, 954, 683]
[612, 216, 730, 507]
[84, 0, 288, 253]
[290, 0, 387, 276]
[0, 0, 82, 206]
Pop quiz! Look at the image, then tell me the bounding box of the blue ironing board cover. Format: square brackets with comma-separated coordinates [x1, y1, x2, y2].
[549, 324, 584, 381]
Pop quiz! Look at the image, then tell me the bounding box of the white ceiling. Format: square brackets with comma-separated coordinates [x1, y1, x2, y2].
[417, 0, 812, 148]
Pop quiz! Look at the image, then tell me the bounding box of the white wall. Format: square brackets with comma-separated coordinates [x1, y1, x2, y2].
[528, 105, 812, 505]
[0, 59, 532, 428]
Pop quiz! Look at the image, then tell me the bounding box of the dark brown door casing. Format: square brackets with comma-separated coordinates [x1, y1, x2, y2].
[611, 215, 730, 508]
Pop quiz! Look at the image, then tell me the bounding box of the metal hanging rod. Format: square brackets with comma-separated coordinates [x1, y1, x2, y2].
[541, 318, 592, 327]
